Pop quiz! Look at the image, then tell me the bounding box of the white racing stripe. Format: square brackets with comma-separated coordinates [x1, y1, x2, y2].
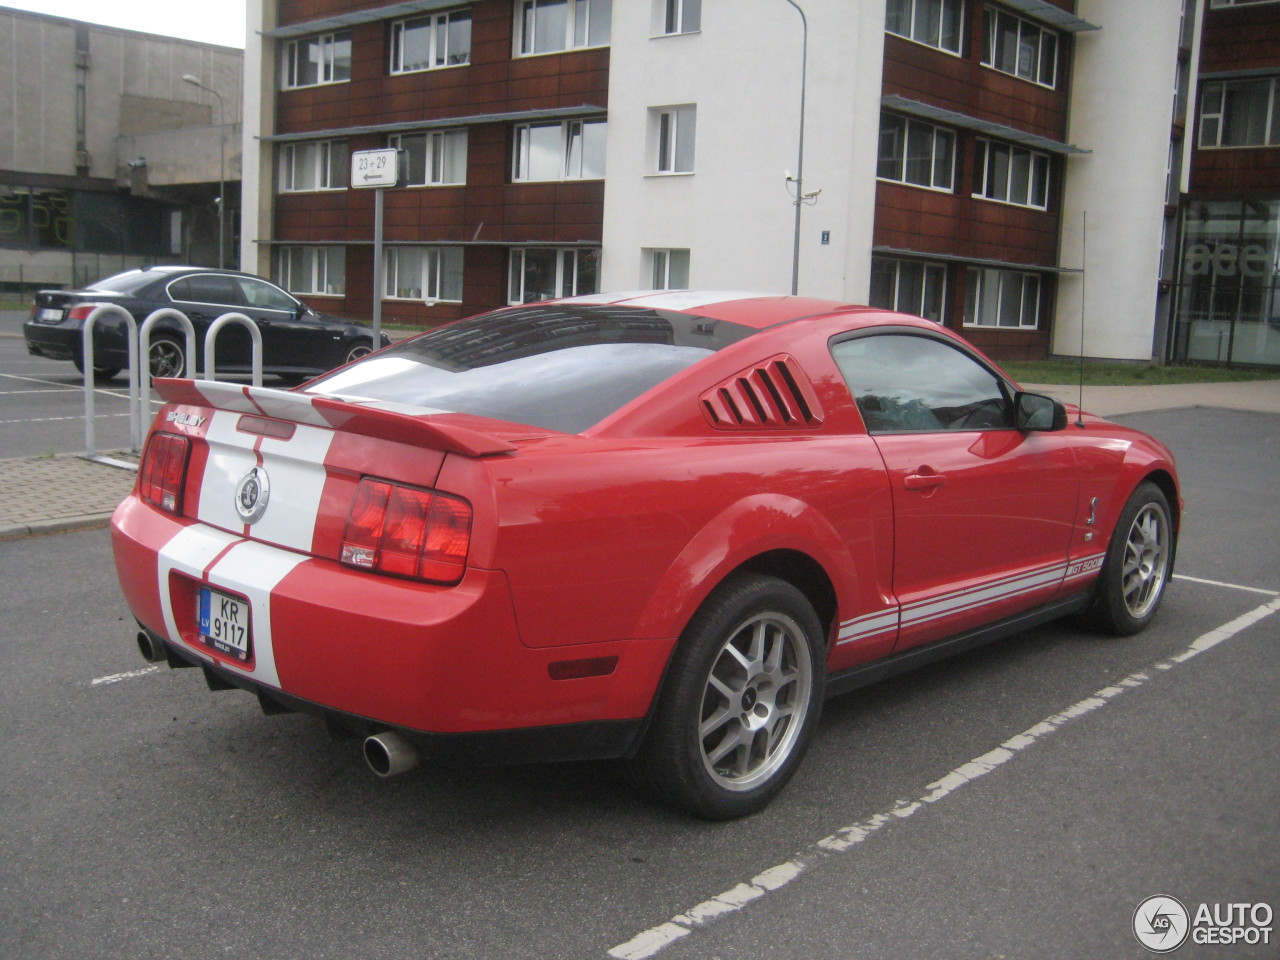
[607, 593, 1280, 960]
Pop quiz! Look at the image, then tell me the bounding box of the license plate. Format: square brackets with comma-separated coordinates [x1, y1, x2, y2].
[198, 587, 252, 661]
[38, 308, 64, 322]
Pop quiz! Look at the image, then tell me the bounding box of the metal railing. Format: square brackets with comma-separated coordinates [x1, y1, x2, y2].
[81, 306, 263, 463]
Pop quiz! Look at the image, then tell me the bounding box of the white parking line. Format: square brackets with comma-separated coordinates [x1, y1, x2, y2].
[89, 666, 162, 686]
[1, 413, 133, 425]
[1174, 573, 1280, 597]
[607, 593, 1280, 960]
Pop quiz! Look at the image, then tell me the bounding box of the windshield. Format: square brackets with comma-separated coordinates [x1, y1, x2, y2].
[304, 304, 757, 433]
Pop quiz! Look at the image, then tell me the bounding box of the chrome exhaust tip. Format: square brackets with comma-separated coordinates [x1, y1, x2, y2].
[363, 730, 420, 778]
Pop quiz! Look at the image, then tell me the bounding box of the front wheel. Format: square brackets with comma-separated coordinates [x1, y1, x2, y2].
[628, 574, 825, 819]
[1086, 482, 1174, 635]
[343, 339, 374, 365]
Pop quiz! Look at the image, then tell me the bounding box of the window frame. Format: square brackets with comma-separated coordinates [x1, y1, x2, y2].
[278, 139, 348, 193]
[653, 105, 697, 174]
[885, 0, 965, 56]
[383, 246, 465, 303]
[648, 248, 691, 289]
[655, 0, 701, 36]
[389, 129, 468, 186]
[877, 113, 956, 192]
[276, 246, 346, 296]
[1198, 77, 1280, 148]
[964, 267, 1043, 330]
[508, 247, 600, 303]
[281, 31, 352, 90]
[972, 137, 1052, 209]
[390, 7, 472, 74]
[516, 0, 612, 57]
[869, 257, 948, 323]
[512, 119, 607, 182]
[981, 6, 1058, 89]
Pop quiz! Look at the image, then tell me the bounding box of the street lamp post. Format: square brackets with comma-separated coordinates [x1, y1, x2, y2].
[181, 73, 226, 269]
[781, 0, 808, 297]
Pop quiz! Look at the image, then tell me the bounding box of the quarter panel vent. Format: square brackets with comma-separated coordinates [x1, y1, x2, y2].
[701, 355, 824, 430]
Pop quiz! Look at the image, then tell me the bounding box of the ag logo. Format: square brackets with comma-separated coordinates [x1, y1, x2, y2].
[1134, 895, 1190, 953]
[234, 466, 271, 524]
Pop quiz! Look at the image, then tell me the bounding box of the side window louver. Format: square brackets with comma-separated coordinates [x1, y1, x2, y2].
[701, 355, 824, 430]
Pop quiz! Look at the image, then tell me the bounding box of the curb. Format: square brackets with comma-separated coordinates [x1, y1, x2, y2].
[0, 513, 115, 542]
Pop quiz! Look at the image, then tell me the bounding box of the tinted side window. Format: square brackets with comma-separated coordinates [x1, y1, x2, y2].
[832, 333, 1013, 433]
[237, 278, 298, 311]
[170, 275, 245, 307]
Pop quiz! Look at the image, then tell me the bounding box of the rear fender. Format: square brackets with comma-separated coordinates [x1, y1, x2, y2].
[631, 494, 857, 645]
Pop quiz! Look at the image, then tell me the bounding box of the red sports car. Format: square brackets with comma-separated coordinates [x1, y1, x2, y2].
[111, 292, 1180, 818]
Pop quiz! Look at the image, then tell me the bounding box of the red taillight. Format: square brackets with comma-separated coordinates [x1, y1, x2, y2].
[67, 304, 96, 321]
[138, 432, 190, 514]
[340, 478, 472, 584]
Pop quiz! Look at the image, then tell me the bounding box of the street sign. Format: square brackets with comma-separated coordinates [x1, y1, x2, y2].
[350, 148, 400, 189]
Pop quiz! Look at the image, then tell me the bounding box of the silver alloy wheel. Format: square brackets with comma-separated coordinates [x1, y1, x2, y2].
[1121, 502, 1170, 619]
[148, 337, 185, 378]
[698, 611, 814, 792]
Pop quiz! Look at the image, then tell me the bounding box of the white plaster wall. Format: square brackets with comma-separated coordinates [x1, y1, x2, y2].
[240, 0, 276, 276]
[1055, 1, 1184, 360]
[600, 0, 884, 300]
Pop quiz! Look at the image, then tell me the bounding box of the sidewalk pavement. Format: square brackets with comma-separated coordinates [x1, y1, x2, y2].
[2, 379, 1279, 542]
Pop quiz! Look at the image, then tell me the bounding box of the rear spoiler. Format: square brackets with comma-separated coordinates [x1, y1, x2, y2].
[154, 378, 518, 458]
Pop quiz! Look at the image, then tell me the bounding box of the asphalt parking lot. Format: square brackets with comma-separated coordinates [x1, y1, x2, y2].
[1, 394, 1277, 959]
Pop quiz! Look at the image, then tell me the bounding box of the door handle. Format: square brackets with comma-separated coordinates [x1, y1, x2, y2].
[904, 470, 947, 490]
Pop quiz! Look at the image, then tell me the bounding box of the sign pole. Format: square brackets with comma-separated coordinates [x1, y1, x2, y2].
[349, 146, 402, 352]
[372, 186, 383, 348]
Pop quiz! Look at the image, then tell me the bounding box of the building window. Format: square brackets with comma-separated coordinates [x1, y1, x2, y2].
[877, 113, 955, 191]
[391, 8, 472, 72]
[509, 248, 599, 302]
[655, 0, 700, 36]
[390, 130, 468, 185]
[982, 6, 1057, 88]
[885, 0, 964, 55]
[973, 138, 1051, 208]
[513, 119, 607, 181]
[869, 257, 947, 322]
[517, 0, 611, 55]
[648, 248, 690, 289]
[965, 267, 1042, 328]
[652, 105, 696, 173]
[277, 246, 345, 296]
[384, 247, 464, 301]
[278, 140, 347, 192]
[1199, 77, 1280, 148]
[281, 32, 352, 89]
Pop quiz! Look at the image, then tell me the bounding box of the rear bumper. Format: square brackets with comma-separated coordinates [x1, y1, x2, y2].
[24, 319, 129, 367]
[111, 496, 671, 753]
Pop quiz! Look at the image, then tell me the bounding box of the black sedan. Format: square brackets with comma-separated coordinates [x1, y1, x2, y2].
[24, 266, 389, 382]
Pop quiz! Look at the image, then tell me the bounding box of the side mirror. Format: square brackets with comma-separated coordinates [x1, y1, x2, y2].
[1015, 391, 1068, 432]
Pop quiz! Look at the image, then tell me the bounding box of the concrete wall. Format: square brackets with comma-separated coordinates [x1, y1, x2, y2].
[1055, 1, 1184, 361]
[241, 0, 275, 276]
[600, 0, 884, 300]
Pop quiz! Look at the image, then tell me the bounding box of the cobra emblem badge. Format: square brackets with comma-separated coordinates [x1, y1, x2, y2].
[235, 466, 271, 524]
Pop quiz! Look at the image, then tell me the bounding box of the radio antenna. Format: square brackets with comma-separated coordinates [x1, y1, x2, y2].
[1076, 210, 1087, 427]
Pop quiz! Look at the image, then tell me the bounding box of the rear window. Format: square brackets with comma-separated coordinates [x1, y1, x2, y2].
[86, 270, 168, 296]
[304, 304, 757, 433]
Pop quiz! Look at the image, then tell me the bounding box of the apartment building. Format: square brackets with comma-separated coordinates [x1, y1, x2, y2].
[245, 0, 1278, 367]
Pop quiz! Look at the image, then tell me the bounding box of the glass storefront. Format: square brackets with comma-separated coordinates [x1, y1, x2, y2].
[1171, 198, 1280, 367]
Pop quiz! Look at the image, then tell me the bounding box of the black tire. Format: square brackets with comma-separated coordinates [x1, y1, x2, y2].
[343, 339, 374, 365]
[628, 573, 826, 819]
[147, 334, 187, 379]
[72, 355, 121, 383]
[1085, 481, 1174, 636]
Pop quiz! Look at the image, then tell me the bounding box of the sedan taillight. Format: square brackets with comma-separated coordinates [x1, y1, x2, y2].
[67, 304, 96, 321]
[340, 478, 472, 584]
[139, 432, 190, 514]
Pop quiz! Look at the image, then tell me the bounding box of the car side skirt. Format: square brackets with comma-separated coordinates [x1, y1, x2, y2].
[825, 591, 1092, 700]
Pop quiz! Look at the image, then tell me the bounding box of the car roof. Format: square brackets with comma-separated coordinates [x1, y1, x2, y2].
[555, 291, 881, 330]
